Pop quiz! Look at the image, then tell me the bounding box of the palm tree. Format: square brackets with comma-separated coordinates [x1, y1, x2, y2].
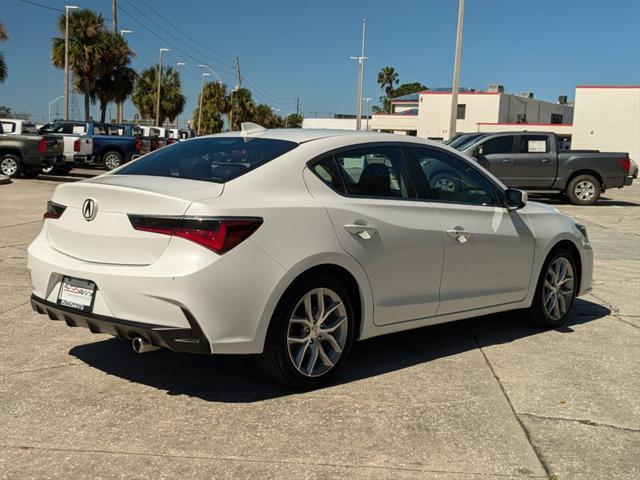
[51, 9, 113, 121]
[0, 21, 8, 83]
[284, 113, 303, 128]
[192, 81, 229, 135]
[228, 88, 255, 130]
[132, 65, 185, 125]
[253, 104, 281, 128]
[377, 66, 399, 113]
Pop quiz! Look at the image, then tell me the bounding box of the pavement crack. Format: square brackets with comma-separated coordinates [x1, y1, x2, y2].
[588, 292, 640, 330]
[466, 322, 552, 479]
[0, 220, 42, 230]
[0, 444, 547, 478]
[0, 362, 80, 377]
[0, 301, 29, 316]
[519, 413, 639, 433]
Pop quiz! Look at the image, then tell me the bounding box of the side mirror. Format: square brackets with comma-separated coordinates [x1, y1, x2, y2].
[474, 145, 485, 157]
[504, 189, 527, 210]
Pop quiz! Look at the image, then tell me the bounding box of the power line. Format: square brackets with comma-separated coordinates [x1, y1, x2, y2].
[17, 0, 62, 12]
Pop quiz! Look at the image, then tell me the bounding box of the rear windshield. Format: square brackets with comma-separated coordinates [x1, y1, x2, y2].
[115, 137, 297, 183]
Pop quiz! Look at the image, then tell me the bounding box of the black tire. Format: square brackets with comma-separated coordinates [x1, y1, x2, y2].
[0, 154, 23, 178]
[41, 165, 55, 175]
[526, 247, 578, 328]
[566, 174, 601, 205]
[256, 274, 356, 389]
[22, 166, 41, 178]
[103, 150, 123, 170]
[58, 164, 73, 174]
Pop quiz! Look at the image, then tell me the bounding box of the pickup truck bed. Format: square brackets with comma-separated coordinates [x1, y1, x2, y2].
[0, 130, 64, 178]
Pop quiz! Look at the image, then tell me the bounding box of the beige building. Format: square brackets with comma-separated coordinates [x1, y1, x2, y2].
[571, 86, 640, 162]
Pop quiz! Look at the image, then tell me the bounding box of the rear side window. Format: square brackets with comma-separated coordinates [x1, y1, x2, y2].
[334, 146, 413, 199]
[1, 122, 15, 133]
[517, 135, 549, 153]
[481, 136, 515, 155]
[312, 157, 346, 194]
[115, 137, 297, 183]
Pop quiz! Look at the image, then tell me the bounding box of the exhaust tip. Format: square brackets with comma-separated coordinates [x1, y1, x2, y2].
[132, 336, 160, 354]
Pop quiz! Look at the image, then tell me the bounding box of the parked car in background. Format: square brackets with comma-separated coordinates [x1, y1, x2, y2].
[457, 132, 633, 205]
[445, 132, 488, 149]
[41, 121, 146, 170]
[167, 128, 196, 142]
[28, 126, 593, 388]
[38, 121, 93, 174]
[139, 126, 168, 151]
[0, 122, 64, 178]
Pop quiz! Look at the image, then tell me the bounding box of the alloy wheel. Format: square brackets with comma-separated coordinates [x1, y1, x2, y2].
[575, 180, 595, 201]
[433, 177, 456, 192]
[104, 153, 121, 169]
[287, 288, 348, 377]
[542, 257, 575, 321]
[1, 157, 18, 176]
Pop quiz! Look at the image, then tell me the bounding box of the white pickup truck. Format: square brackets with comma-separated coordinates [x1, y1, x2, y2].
[37, 121, 93, 174]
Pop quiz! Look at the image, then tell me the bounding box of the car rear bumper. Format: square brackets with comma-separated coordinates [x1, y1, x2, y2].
[624, 176, 634, 186]
[31, 294, 211, 354]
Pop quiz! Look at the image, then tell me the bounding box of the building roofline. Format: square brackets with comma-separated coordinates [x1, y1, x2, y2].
[419, 90, 500, 95]
[576, 85, 640, 89]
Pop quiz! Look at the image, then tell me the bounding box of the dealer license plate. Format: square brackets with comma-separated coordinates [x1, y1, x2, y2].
[57, 276, 96, 312]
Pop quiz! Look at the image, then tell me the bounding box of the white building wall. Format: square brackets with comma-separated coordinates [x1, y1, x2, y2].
[302, 118, 358, 130]
[499, 96, 573, 124]
[571, 86, 640, 162]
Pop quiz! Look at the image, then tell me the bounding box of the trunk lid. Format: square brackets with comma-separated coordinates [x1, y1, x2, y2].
[47, 175, 223, 265]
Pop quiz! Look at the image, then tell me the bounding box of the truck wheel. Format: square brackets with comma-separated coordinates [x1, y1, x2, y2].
[22, 167, 41, 178]
[103, 151, 123, 170]
[567, 174, 601, 205]
[41, 165, 55, 174]
[0, 154, 22, 178]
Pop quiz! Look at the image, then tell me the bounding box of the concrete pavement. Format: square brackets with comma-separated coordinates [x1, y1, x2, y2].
[0, 172, 638, 479]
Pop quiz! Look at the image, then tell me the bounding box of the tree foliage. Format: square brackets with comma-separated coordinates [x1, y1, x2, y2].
[284, 113, 303, 128]
[0, 21, 8, 83]
[391, 82, 427, 98]
[228, 88, 255, 130]
[193, 81, 229, 135]
[132, 65, 186, 125]
[376, 66, 400, 113]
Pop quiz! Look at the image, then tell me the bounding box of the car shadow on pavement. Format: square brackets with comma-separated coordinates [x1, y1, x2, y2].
[69, 298, 610, 403]
[530, 194, 640, 207]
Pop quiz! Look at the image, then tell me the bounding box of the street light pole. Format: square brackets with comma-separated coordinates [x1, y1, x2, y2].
[448, 0, 465, 140]
[49, 96, 64, 123]
[363, 97, 372, 131]
[156, 48, 170, 127]
[175, 62, 186, 129]
[63, 5, 79, 121]
[198, 64, 222, 83]
[116, 29, 133, 123]
[197, 72, 210, 135]
[350, 18, 368, 131]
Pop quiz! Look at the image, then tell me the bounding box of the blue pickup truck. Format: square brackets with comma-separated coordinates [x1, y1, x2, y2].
[40, 121, 148, 170]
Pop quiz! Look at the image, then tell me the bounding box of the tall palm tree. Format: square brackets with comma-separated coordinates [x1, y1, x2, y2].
[192, 81, 229, 135]
[132, 65, 185, 125]
[228, 88, 255, 131]
[253, 104, 281, 128]
[51, 9, 113, 121]
[377, 66, 399, 113]
[0, 21, 8, 83]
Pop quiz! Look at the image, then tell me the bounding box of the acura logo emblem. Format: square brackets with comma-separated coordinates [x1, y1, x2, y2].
[82, 199, 97, 221]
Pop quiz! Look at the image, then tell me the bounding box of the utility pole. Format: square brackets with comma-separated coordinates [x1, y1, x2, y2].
[363, 97, 372, 130]
[234, 57, 243, 88]
[295, 97, 300, 117]
[197, 72, 210, 135]
[350, 18, 368, 131]
[175, 62, 186, 129]
[63, 5, 78, 121]
[156, 48, 170, 127]
[112, 0, 119, 122]
[448, 0, 465, 140]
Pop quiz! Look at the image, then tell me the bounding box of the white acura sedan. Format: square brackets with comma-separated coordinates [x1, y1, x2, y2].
[28, 125, 593, 388]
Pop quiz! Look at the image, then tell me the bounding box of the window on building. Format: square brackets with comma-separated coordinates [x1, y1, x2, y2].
[516, 114, 527, 124]
[550, 113, 563, 124]
[456, 104, 466, 120]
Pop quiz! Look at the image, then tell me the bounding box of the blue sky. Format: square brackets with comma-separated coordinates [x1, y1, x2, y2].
[1, 0, 639, 124]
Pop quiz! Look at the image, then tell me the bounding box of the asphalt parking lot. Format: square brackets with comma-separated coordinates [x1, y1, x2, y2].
[1, 170, 638, 480]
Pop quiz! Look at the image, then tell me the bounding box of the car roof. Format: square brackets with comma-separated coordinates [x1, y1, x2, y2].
[201, 128, 441, 145]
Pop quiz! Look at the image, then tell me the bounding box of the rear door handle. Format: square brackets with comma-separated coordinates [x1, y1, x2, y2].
[541, 158, 552, 163]
[446, 228, 471, 244]
[502, 158, 513, 164]
[344, 224, 377, 240]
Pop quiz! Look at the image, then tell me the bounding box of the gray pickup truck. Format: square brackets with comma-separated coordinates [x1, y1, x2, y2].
[456, 132, 633, 205]
[0, 123, 64, 178]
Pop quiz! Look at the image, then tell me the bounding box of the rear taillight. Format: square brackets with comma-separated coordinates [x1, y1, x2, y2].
[151, 139, 158, 150]
[128, 216, 263, 254]
[134, 137, 142, 153]
[73, 139, 81, 152]
[38, 138, 47, 154]
[619, 157, 631, 173]
[43, 201, 66, 220]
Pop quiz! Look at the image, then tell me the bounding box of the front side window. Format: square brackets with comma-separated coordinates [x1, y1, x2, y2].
[115, 137, 297, 183]
[333, 146, 413, 199]
[481, 135, 516, 155]
[412, 147, 499, 206]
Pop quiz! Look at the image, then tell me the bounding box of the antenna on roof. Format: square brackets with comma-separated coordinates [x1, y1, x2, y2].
[241, 122, 267, 136]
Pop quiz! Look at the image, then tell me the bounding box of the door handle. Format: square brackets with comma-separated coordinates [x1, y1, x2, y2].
[344, 224, 377, 240]
[541, 158, 552, 163]
[446, 228, 471, 244]
[502, 158, 513, 164]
